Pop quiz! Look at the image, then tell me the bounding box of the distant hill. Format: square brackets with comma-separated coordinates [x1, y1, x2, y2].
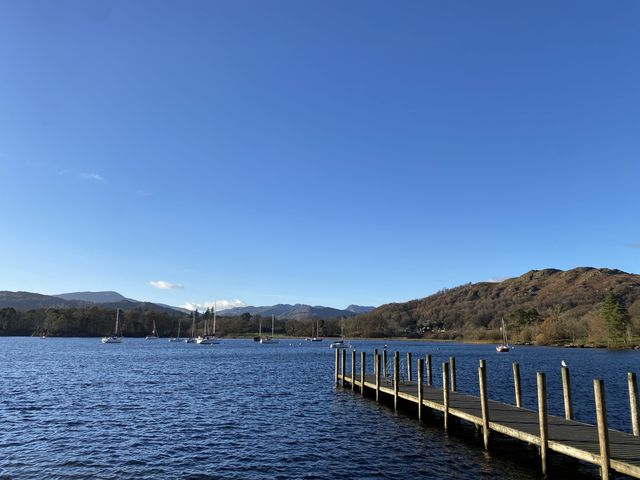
[351, 267, 640, 344]
[0, 290, 182, 316]
[54, 291, 133, 303]
[0, 291, 87, 310]
[220, 303, 374, 320]
[345, 304, 375, 314]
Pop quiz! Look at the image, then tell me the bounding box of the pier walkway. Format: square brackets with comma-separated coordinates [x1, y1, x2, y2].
[335, 349, 640, 479]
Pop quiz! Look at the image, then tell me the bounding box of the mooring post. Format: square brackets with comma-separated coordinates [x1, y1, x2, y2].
[351, 350, 356, 391]
[513, 363, 522, 408]
[383, 348, 388, 378]
[449, 356, 457, 392]
[443, 362, 450, 430]
[417, 359, 424, 421]
[360, 351, 366, 397]
[594, 379, 611, 480]
[426, 354, 432, 386]
[407, 352, 412, 383]
[479, 359, 486, 369]
[628, 372, 639, 436]
[334, 348, 339, 386]
[393, 351, 400, 410]
[537, 372, 549, 476]
[375, 352, 381, 403]
[478, 364, 490, 450]
[341, 350, 346, 388]
[561, 366, 573, 420]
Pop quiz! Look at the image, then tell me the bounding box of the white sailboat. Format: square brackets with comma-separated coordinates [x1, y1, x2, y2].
[168, 319, 182, 342]
[260, 314, 279, 344]
[306, 320, 323, 342]
[101, 308, 123, 344]
[496, 317, 510, 353]
[330, 318, 350, 349]
[197, 303, 220, 344]
[145, 318, 159, 340]
[185, 311, 197, 343]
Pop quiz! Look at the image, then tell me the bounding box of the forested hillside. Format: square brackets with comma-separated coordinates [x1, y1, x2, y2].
[347, 268, 640, 346]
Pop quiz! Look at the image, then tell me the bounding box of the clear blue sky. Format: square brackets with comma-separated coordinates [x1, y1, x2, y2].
[1, 0, 639, 310]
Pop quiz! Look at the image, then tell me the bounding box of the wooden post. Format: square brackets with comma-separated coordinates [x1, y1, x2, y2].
[393, 351, 399, 410]
[417, 359, 424, 421]
[426, 354, 432, 386]
[561, 366, 573, 420]
[407, 352, 412, 383]
[513, 363, 522, 408]
[449, 356, 457, 392]
[383, 348, 388, 378]
[360, 351, 366, 397]
[334, 348, 339, 386]
[341, 350, 346, 388]
[478, 364, 490, 449]
[594, 379, 610, 480]
[351, 350, 356, 391]
[537, 372, 549, 476]
[443, 362, 450, 430]
[375, 352, 380, 403]
[628, 372, 639, 436]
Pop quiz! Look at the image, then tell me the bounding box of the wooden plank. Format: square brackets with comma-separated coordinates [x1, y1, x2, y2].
[629, 372, 639, 436]
[595, 379, 611, 480]
[538, 372, 549, 476]
[513, 363, 522, 408]
[479, 364, 490, 449]
[562, 366, 573, 420]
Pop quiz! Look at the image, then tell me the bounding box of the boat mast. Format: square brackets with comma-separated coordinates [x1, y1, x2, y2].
[115, 308, 120, 336]
[271, 314, 275, 337]
[259, 317, 262, 338]
[213, 302, 217, 336]
[191, 311, 195, 338]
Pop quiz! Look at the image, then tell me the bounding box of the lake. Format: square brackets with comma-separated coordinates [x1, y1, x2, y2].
[0, 338, 638, 479]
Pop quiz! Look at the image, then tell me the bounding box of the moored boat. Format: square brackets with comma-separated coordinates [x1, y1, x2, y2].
[102, 308, 123, 344]
[496, 317, 510, 353]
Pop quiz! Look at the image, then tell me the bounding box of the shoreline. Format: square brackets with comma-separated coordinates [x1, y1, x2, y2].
[15, 334, 639, 350]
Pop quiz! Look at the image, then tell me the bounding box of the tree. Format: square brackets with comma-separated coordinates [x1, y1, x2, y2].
[601, 291, 630, 346]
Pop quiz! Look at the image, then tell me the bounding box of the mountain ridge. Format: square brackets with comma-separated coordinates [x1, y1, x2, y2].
[219, 303, 375, 320]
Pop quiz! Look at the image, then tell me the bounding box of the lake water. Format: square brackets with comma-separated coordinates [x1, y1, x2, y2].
[0, 338, 638, 479]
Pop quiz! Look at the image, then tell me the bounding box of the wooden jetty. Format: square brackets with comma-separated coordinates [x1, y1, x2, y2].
[335, 349, 640, 479]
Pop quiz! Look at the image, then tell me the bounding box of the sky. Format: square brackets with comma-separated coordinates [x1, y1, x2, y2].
[1, 0, 639, 311]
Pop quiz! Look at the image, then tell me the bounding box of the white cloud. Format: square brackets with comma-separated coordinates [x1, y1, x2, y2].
[150, 280, 184, 290]
[79, 172, 106, 183]
[180, 299, 247, 312]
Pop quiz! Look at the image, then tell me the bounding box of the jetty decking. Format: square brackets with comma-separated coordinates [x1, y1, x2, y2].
[334, 349, 640, 480]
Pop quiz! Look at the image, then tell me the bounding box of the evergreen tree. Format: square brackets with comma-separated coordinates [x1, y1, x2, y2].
[601, 291, 629, 345]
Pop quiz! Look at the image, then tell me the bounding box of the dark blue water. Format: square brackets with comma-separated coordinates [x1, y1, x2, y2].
[0, 338, 637, 479]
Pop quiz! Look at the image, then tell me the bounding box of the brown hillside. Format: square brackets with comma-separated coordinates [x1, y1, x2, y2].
[350, 267, 640, 343]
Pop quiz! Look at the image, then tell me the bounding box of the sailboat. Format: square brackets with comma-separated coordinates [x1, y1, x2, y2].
[330, 318, 350, 349]
[101, 308, 123, 344]
[168, 319, 182, 342]
[145, 318, 160, 340]
[197, 303, 220, 344]
[496, 317, 510, 352]
[260, 314, 279, 344]
[185, 311, 197, 343]
[306, 320, 323, 342]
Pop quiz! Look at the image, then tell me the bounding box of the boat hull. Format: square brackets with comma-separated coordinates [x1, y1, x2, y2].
[101, 336, 122, 344]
